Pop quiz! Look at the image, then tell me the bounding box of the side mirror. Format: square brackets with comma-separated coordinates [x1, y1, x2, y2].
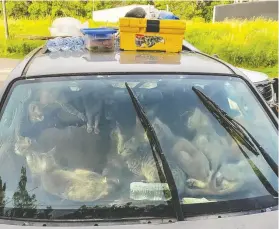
[269, 103, 278, 117]
[268, 78, 278, 117]
[272, 78, 278, 102]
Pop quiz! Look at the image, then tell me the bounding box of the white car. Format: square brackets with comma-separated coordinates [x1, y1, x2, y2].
[0, 41, 277, 228]
[182, 40, 277, 107]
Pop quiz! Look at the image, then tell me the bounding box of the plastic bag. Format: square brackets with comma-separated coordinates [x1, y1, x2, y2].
[145, 5, 160, 19]
[49, 17, 89, 37]
[158, 10, 180, 20]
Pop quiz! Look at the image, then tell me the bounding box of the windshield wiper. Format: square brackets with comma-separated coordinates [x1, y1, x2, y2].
[192, 86, 278, 176]
[125, 82, 184, 221]
[192, 86, 278, 197]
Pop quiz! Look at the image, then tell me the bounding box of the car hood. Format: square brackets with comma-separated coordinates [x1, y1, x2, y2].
[0, 210, 277, 229]
[236, 68, 269, 83]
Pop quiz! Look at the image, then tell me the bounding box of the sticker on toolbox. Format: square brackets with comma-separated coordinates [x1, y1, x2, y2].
[135, 34, 165, 48]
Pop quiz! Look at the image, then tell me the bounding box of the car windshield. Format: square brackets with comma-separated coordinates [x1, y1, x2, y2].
[0, 74, 277, 220]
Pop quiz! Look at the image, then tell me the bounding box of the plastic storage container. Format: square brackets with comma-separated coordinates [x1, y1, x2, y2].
[81, 28, 117, 52]
[119, 18, 186, 53]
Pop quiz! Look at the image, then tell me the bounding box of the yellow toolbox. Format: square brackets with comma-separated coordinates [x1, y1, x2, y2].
[119, 18, 186, 53]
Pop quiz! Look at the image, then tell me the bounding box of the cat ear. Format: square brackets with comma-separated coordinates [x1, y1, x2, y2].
[102, 176, 107, 184]
[29, 103, 36, 113]
[143, 132, 148, 141]
[26, 137, 32, 145]
[115, 121, 122, 132]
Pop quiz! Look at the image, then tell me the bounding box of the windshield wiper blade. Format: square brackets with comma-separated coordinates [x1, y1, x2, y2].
[192, 86, 278, 177]
[194, 89, 259, 156]
[230, 115, 278, 176]
[233, 138, 278, 197]
[125, 82, 184, 221]
[192, 87, 278, 197]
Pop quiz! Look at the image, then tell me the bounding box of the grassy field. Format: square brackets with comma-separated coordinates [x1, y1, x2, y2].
[0, 18, 278, 77]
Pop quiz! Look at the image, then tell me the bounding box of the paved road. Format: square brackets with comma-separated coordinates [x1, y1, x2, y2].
[0, 58, 21, 87]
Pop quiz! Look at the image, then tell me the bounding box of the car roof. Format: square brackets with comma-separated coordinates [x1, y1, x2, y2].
[9, 47, 241, 79]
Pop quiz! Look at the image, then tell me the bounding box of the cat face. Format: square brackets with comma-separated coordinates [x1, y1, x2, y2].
[188, 108, 211, 131]
[26, 147, 57, 174]
[120, 137, 136, 157]
[14, 136, 32, 156]
[28, 102, 44, 123]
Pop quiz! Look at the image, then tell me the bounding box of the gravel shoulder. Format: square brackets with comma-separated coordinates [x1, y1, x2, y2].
[0, 58, 21, 85]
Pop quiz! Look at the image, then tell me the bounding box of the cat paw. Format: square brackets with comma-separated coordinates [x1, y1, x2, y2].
[86, 125, 94, 134]
[94, 127, 100, 135]
[78, 113, 86, 122]
[186, 178, 207, 189]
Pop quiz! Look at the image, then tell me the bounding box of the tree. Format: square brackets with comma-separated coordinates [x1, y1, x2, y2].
[12, 167, 37, 218]
[27, 1, 52, 19]
[1, 0, 232, 20]
[197, 0, 234, 22]
[35, 206, 53, 219]
[0, 176, 6, 216]
[1, 0, 9, 39]
[5, 1, 29, 17]
[147, 0, 155, 5]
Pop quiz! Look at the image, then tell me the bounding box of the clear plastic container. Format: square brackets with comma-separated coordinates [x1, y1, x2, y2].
[81, 28, 117, 52]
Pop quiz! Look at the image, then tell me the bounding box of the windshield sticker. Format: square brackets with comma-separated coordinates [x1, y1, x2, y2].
[135, 34, 165, 48]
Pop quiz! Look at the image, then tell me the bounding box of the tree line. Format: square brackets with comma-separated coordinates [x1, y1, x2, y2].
[0, 0, 232, 22]
[0, 167, 41, 218]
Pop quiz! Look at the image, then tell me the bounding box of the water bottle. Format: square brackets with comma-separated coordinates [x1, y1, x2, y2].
[46, 39, 60, 52]
[55, 37, 64, 51]
[61, 37, 73, 51]
[72, 37, 84, 51]
[71, 37, 79, 51]
[72, 49, 84, 57]
[62, 50, 72, 58]
[49, 51, 60, 59]
[78, 37, 85, 47]
[130, 182, 171, 201]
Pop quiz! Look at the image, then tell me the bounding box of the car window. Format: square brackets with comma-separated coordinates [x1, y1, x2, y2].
[0, 75, 277, 219]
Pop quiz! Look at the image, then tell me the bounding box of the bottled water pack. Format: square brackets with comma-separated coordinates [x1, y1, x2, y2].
[46, 37, 85, 52]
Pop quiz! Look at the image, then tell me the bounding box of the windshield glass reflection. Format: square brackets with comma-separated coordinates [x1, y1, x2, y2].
[0, 75, 277, 219]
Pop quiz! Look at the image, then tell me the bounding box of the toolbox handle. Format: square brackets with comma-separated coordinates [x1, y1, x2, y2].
[146, 20, 160, 33]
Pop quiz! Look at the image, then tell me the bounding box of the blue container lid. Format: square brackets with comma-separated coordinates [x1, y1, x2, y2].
[81, 28, 117, 35]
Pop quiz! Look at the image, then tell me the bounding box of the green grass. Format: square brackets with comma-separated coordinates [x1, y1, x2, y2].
[184, 18, 278, 77]
[244, 65, 278, 78]
[0, 18, 278, 77]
